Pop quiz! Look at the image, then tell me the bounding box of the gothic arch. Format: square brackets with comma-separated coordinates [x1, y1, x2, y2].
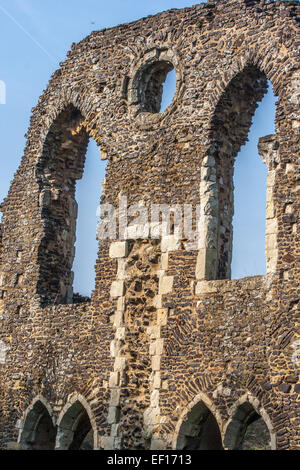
[224, 393, 276, 450]
[197, 55, 279, 282]
[56, 393, 98, 450]
[173, 392, 223, 450]
[208, 45, 282, 114]
[18, 396, 56, 450]
[35, 103, 103, 305]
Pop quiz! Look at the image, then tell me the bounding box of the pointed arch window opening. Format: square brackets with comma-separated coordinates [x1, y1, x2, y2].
[224, 402, 274, 450]
[37, 105, 106, 306]
[56, 400, 95, 450]
[19, 400, 56, 450]
[176, 400, 223, 450]
[198, 67, 278, 282]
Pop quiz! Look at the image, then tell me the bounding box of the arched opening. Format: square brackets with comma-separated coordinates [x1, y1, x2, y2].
[19, 399, 56, 450]
[135, 60, 176, 114]
[56, 400, 94, 450]
[204, 64, 277, 280]
[36, 105, 102, 305]
[176, 401, 223, 450]
[224, 402, 272, 450]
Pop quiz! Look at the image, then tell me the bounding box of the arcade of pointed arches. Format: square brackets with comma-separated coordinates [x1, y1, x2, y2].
[18, 393, 99, 450]
[17, 390, 275, 450]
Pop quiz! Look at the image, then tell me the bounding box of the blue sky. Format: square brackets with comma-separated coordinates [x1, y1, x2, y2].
[0, 1, 276, 295]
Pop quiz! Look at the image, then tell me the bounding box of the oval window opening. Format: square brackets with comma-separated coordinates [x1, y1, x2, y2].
[138, 61, 176, 114]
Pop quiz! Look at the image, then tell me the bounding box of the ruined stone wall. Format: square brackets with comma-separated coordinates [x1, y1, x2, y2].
[0, 0, 299, 450]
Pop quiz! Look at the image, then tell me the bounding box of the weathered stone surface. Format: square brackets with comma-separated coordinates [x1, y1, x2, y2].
[109, 242, 129, 259]
[110, 281, 125, 298]
[0, 0, 299, 452]
[159, 276, 174, 295]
